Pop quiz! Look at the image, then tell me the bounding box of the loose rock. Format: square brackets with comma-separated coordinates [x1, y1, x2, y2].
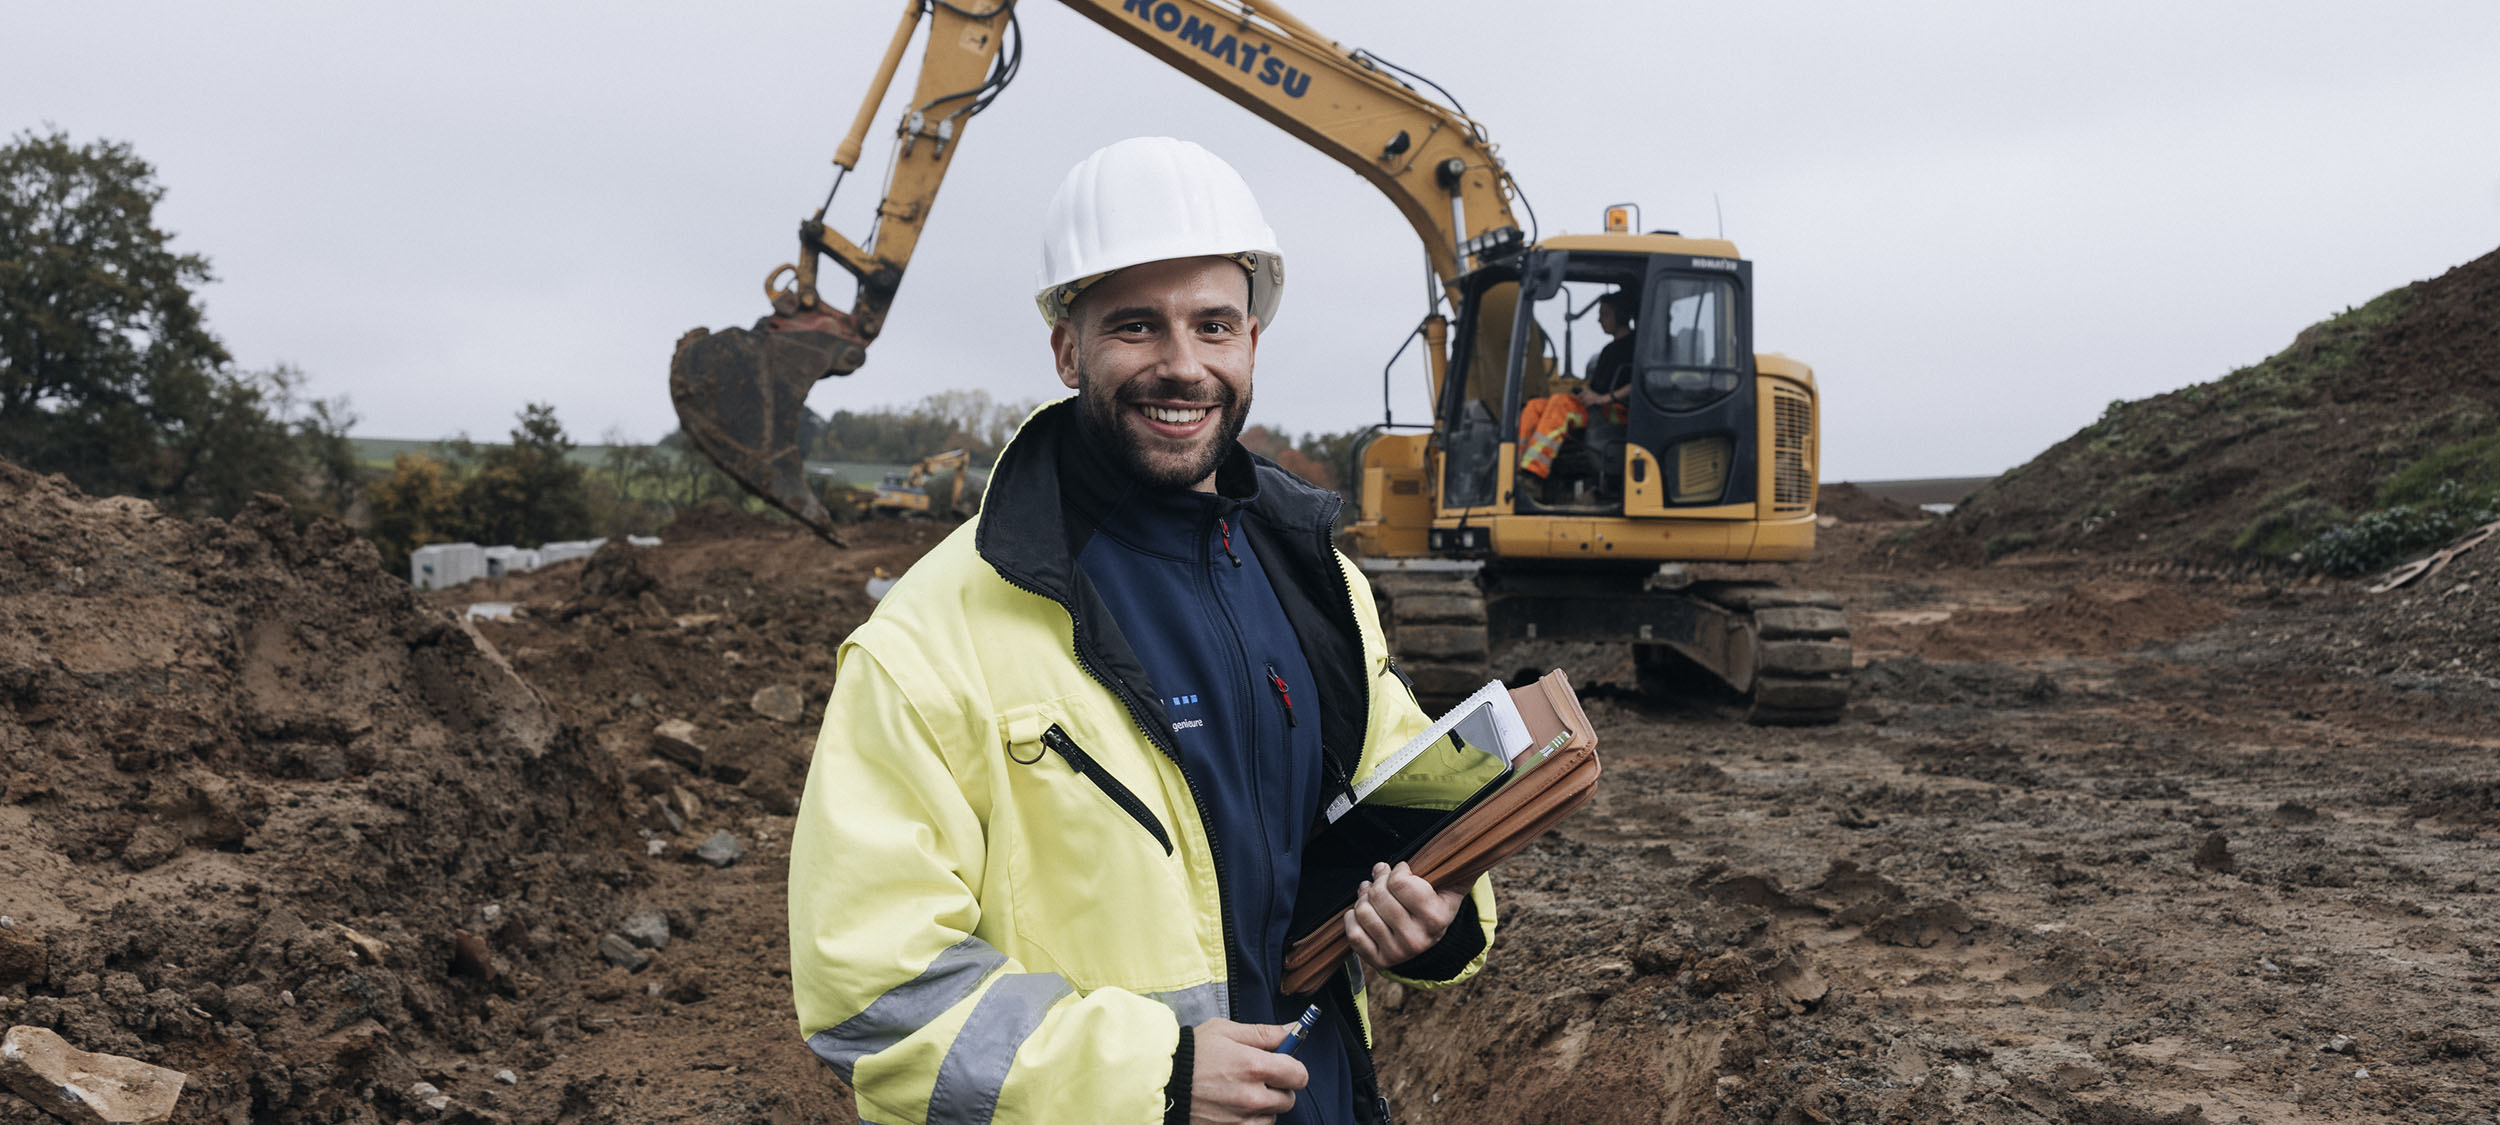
[695, 829, 747, 868]
[650, 794, 686, 835]
[336, 924, 391, 966]
[651, 720, 706, 771]
[0, 1025, 188, 1125]
[750, 682, 807, 724]
[494, 1069, 517, 1086]
[620, 910, 670, 950]
[597, 933, 651, 972]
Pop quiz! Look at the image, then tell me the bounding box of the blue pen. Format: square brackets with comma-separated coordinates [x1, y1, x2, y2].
[1275, 1003, 1321, 1054]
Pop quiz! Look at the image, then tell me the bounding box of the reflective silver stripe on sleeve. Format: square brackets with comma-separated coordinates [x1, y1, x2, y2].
[925, 971, 1074, 1125]
[805, 937, 1007, 1081]
[1144, 980, 1229, 1026]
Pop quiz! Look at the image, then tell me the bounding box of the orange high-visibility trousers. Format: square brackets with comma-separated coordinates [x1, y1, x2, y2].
[1517, 394, 1586, 479]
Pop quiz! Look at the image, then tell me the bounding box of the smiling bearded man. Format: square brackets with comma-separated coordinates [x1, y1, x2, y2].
[1058, 252, 1256, 492]
[789, 137, 1500, 1125]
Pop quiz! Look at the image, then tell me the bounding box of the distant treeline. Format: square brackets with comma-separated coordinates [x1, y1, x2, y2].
[805, 390, 1037, 465]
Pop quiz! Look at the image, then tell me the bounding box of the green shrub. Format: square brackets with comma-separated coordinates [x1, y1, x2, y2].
[2304, 480, 2499, 575]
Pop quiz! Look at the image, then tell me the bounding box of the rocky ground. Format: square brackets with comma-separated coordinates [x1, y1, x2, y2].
[7, 458, 2500, 1121]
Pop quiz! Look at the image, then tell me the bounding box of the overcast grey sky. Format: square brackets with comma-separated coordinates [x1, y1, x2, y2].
[9, 1, 2497, 480]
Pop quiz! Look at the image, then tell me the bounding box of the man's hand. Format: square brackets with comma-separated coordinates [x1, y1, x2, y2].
[1345, 861, 1466, 970]
[1189, 1019, 1308, 1124]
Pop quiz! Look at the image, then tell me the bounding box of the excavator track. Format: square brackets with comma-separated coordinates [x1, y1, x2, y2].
[1368, 566, 1851, 725]
[1676, 582, 1852, 726]
[1368, 567, 1490, 715]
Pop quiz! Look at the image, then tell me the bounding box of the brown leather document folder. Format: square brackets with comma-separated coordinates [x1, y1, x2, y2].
[1281, 669, 1600, 996]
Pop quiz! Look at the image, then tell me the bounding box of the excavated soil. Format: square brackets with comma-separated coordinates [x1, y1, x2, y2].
[0, 460, 629, 1123]
[8, 460, 2500, 1123]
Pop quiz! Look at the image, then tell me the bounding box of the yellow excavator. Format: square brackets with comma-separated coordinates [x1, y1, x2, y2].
[869, 447, 976, 518]
[670, 0, 1850, 723]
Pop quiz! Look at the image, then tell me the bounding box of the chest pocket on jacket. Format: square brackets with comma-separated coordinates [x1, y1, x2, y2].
[996, 706, 1202, 990]
[1029, 724, 1171, 853]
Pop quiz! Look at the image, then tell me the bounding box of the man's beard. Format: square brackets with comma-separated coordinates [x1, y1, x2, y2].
[1075, 365, 1251, 491]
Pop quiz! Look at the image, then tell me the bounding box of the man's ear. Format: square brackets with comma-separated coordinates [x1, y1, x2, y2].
[1050, 320, 1080, 390]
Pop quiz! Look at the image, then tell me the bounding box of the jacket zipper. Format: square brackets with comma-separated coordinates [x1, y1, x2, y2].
[988, 567, 1245, 1014]
[1216, 517, 1243, 568]
[1314, 508, 1364, 801]
[1264, 662, 1298, 728]
[1040, 725, 1173, 855]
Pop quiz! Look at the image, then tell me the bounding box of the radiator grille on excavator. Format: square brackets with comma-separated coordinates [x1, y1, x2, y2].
[1772, 387, 1815, 513]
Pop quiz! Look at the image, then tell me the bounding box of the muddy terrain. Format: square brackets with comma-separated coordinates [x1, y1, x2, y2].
[10, 447, 2497, 1122]
[1379, 517, 2500, 1124]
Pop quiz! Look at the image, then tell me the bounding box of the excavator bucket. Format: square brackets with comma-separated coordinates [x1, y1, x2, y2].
[667, 317, 859, 547]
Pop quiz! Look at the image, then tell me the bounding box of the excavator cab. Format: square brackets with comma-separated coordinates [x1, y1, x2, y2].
[1438, 239, 1756, 520]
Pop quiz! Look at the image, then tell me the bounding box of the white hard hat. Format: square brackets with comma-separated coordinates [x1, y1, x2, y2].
[1034, 136, 1283, 328]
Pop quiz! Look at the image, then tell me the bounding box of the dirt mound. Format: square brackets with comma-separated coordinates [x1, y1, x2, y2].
[1819, 482, 1931, 523]
[1932, 244, 2500, 565]
[0, 460, 632, 1122]
[404, 515, 948, 1121]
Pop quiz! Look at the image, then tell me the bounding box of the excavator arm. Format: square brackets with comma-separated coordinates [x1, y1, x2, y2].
[669, 0, 1523, 542]
[903, 448, 972, 488]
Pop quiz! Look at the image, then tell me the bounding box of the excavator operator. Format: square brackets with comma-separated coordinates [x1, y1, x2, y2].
[789, 137, 1497, 1125]
[1583, 289, 1638, 414]
[1518, 288, 1636, 493]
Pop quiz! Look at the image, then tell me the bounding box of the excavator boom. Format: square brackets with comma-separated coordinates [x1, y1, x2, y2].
[669, 0, 1521, 542]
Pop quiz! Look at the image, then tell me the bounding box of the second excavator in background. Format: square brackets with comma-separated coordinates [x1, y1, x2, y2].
[669, 0, 1851, 723]
[868, 447, 977, 519]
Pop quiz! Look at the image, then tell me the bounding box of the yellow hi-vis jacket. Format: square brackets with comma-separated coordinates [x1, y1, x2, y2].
[789, 402, 1497, 1124]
